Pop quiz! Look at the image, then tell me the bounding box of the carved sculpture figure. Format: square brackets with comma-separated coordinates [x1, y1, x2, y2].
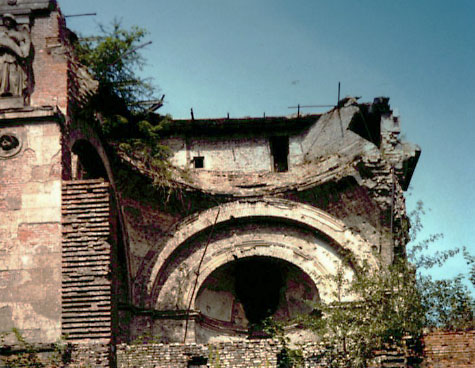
[0, 14, 31, 97]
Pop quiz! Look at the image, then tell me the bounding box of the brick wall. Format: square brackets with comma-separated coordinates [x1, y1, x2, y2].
[1, 328, 473, 367]
[114, 330, 475, 368]
[61, 180, 112, 340]
[117, 340, 297, 368]
[62, 179, 112, 368]
[116, 340, 407, 368]
[422, 330, 475, 368]
[30, 11, 69, 112]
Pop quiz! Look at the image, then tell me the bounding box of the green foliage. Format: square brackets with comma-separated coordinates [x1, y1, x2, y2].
[407, 201, 474, 330]
[0, 329, 69, 368]
[74, 20, 154, 106]
[261, 317, 304, 368]
[298, 201, 474, 368]
[419, 274, 474, 330]
[74, 20, 176, 191]
[463, 247, 475, 287]
[277, 348, 304, 368]
[129, 331, 162, 345]
[299, 260, 424, 368]
[114, 114, 174, 190]
[208, 346, 222, 368]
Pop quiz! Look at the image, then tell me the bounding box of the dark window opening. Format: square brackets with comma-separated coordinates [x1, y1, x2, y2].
[72, 140, 109, 181]
[193, 156, 204, 169]
[234, 257, 284, 324]
[195, 253, 320, 337]
[188, 356, 208, 367]
[270, 136, 289, 172]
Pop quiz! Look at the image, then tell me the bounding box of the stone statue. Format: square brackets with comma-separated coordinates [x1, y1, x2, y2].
[0, 13, 31, 98]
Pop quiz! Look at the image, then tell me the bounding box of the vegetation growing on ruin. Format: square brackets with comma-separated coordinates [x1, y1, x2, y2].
[0, 329, 69, 368]
[256, 201, 473, 368]
[74, 21, 175, 191]
[74, 20, 153, 108]
[69, 20, 475, 368]
[289, 202, 475, 368]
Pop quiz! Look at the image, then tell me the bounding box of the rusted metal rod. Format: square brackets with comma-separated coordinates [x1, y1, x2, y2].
[338, 81, 341, 105]
[64, 13, 97, 18]
[288, 104, 334, 108]
[183, 209, 221, 343]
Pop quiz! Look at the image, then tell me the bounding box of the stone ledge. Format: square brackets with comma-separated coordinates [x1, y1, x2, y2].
[0, 105, 61, 121]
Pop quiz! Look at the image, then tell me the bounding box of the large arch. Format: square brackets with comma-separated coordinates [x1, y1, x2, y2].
[145, 199, 377, 310]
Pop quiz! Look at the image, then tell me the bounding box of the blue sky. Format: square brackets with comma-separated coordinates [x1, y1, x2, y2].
[60, 0, 474, 287]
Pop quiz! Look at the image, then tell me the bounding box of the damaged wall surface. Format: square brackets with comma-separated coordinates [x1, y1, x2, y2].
[117, 96, 420, 344]
[0, 110, 62, 343]
[0, 0, 427, 366]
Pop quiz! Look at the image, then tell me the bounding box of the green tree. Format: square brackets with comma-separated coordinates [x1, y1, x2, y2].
[74, 20, 154, 107]
[299, 260, 425, 368]
[73, 21, 175, 190]
[299, 201, 474, 368]
[408, 201, 474, 330]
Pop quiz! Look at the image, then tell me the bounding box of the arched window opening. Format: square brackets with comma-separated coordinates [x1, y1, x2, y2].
[195, 256, 318, 337]
[71, 140, 108, 181]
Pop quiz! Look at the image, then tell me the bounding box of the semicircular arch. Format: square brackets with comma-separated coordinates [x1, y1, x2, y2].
[147, 200, 375, 309]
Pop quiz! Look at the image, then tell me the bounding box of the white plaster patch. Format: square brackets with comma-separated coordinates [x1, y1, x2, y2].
[196, 289, 234, 322]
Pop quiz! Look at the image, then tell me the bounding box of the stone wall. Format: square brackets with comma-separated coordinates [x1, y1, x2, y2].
[115, 330, 475, 368]
[117, 340, 311, 368]
[116, 340, 409, 368]
[0, 114, 62, 343]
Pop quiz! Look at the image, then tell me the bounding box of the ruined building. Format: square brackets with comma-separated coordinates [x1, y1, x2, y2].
[0, 0, 422, 366]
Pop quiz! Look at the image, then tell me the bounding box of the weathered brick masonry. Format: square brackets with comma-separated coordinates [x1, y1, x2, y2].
[0, 0, 98, 347]
[421, 330, 475, 368]
[117, 340, 312, 368]
[61, 179, 112, 340]
[115, 330, 475, 368]
[0, 111, 63, 343]
[62, 179, 112, 367]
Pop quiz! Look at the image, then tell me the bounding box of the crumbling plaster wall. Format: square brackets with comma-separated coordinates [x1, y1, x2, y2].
[118, 193, 382, 343]
[148, 199, 371, 308]
[115, 98, 418, 343]
[0, 116, 62, 343]
[164, 102, 397, 173]
[129, 199, 374, 303]
[290, 179, 397, 264]
[165, 136, 272, 171]
[290, 104, 371, 166]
